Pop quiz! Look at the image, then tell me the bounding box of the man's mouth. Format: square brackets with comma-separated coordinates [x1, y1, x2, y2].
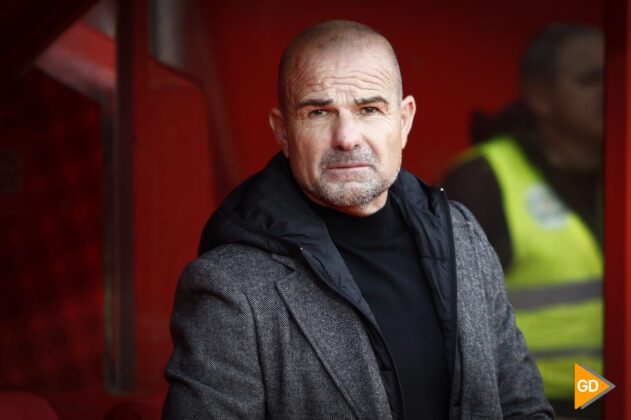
[326, 162, 372, 170]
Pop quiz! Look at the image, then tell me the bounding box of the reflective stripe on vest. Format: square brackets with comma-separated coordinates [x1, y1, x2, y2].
[468, 136, 603, 399]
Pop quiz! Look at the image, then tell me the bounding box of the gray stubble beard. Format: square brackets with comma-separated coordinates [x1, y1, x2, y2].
[310, 148, 400, 208]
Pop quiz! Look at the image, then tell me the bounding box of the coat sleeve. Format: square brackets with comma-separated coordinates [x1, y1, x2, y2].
[162, 256, 266, 419]
[485, 242, 554, 419]
[454, 202, 555, 419]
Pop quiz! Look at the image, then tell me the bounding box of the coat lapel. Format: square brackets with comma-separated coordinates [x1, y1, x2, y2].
[274, 257, 392, 420]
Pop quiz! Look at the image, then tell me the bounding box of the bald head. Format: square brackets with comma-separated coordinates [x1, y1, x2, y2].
[277, 20, 402, 112]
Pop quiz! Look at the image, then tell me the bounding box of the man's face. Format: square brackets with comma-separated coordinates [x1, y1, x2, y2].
[270, 43, 415, 215]
[545, 34, 604, 144]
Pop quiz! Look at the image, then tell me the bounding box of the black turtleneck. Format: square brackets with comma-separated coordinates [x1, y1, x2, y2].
[310, 195, 449, 420]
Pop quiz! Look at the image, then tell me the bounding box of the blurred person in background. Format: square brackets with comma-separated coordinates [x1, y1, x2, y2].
[442, 23, 604, 419]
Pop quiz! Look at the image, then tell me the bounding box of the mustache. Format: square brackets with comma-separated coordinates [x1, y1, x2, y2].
[319, 149, 378, 168]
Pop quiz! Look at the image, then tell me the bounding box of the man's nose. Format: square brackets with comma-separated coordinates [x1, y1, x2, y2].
[332, 112, 362, 150]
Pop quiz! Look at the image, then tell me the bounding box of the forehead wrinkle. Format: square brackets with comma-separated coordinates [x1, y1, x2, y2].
[280, 33, 402, 110]
[296, 49, 395, 81]
[294, 80, 393, 105]
[309, 72, 393, 91]
[288, 63, 397, 106]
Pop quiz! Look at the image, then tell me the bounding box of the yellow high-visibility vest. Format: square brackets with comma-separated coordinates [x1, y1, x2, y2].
[466, 136, 603, 399]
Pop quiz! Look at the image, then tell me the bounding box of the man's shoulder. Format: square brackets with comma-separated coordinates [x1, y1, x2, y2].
[181, 243, 294, 292]
[198, 242, 271, 262]
[448, 200, 504, 294]
[448, 200, 478, 231]
[448, 199, 496, 255]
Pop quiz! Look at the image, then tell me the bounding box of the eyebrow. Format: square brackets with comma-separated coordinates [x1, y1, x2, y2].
[355, 96, 389, 106]
[297, 96, 390, 109]
[297, 98, 333, 109]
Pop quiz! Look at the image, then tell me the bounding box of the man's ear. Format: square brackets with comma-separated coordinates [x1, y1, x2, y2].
[400, 95, 416, 149]
[269, 108, 289, 157]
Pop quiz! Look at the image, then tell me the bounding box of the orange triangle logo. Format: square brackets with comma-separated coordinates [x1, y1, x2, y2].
[574, 363, 615, 409]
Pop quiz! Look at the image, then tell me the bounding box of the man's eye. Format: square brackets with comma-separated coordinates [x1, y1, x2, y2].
[360, 107, 379, 115]
[308, 109, 327, 117]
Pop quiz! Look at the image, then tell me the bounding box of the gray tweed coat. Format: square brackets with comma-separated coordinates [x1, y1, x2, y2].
[163, 155, 553, 420]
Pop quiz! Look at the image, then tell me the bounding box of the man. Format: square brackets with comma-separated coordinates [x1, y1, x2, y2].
[442, 24, 603, 418]
[163, 20, 553, 419]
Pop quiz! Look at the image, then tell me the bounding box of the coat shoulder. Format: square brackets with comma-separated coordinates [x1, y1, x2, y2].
[448, 200, 476, 226]
[448, 199, 503, 295]
[449, 200, 493, 246]
[181, 243, 293, 293]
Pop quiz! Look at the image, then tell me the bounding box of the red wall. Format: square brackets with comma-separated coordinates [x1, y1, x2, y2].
[0, 69, 104, 391]
[200, 0, 603, 185]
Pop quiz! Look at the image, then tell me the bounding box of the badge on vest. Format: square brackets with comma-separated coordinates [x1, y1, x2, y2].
[525, 184, 569, 229]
